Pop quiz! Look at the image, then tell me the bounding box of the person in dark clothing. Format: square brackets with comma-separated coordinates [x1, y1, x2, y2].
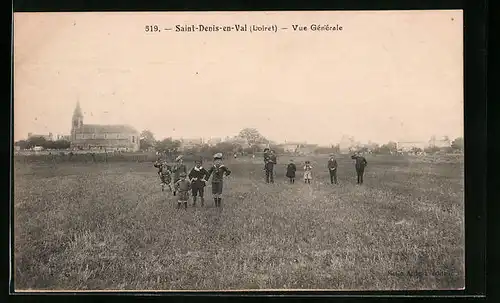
[205, 153, 231, 207]
[286, 159, 297, 184]
[172, 155, 187, 196]
[188, 159, 209, 207]
[327, 154, 338, 185]
[265, 150, 277, 183]
[351, 153, 368, 184]
[263, 148, 270, 170]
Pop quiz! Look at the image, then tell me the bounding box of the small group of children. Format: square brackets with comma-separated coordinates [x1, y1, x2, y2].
[158, 153, 231, 209]
[286, 160, 313, 184]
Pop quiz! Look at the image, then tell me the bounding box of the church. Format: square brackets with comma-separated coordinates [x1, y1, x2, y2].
[70, 101, 140, 152]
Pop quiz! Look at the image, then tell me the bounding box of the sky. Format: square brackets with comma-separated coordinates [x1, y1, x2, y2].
[13, 10, 463, 145]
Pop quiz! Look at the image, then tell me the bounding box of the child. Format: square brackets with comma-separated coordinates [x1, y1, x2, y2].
[188, 158, 209, 207]
[205, 153, 231, 208]
[172, 155, 187, 196]
[160, 161, 173, 192]
[174, 172, 191, 209]
[304, 160, 313, 184]
[154, 159, 171, 192]
[327, 153, 338, 185]
[286, 159, 297, 184]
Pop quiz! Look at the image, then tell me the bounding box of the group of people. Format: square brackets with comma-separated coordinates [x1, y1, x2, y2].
[154, 153, 231, 209]
[154, 150, 369, 209]
[263, 148, 368, 185]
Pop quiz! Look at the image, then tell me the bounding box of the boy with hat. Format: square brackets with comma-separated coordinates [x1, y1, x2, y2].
[174, 171, 191, 209]
[327, 154, 338, 185]
[205, 153, 231, 207]
[172, 155, 187, 196]
[154, 159, 172, 192]
[188, 158, 209, 206]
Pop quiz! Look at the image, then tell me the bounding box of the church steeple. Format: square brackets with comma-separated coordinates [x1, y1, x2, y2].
[72, 101, 84, 130]
[73, 100, 83, 118]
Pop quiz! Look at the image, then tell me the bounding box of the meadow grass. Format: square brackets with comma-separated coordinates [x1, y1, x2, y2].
[13, 154, 464, 290]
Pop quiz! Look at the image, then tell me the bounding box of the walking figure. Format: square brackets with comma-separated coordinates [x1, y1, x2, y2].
[286, 159, 297, 184]
[327, 154, 338, 184]
[304, 161, 313, 184]
[172, 155, 187, 196]
[351, 153, 368, 184]
[174, 172, 191, 209]
[188, 158, 209, 207]
[205, 153, 231, 208]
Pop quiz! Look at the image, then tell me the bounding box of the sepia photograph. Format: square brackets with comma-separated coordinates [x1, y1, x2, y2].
[13, 10, 464, 291]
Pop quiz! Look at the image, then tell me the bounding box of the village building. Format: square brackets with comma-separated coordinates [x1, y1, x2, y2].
[70, 101, 140, 152]
[56, 134, 71, 141]
[428, 136, 452, 148]
[179, 138, 204, 151]
[280, 141, 307, 153]
[396, 141, 428, 152]
[339, 135, 360, 154]
[206, 137, 222, 146]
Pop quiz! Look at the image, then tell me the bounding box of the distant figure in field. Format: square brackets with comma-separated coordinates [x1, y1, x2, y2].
[265, 150, 277, 184]
[327, 154, 338, 185]
[286, 159, 297, 184]
[351, 153, 368, 184]
[174, 172, 191, 209]
[205, 153, 231, 208]
[172, 155, 187, 196]
[304, 161, 313, 184]
[263, 148, 270, 169]
[188, 158, 208, 207]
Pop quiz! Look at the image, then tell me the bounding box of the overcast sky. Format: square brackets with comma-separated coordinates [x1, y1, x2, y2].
[14, 10, 463, 145]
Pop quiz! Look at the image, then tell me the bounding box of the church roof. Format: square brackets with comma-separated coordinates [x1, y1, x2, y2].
[78, 124, 139, 134]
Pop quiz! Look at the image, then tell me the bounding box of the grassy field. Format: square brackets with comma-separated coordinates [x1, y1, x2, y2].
[13, 154, 464, 291]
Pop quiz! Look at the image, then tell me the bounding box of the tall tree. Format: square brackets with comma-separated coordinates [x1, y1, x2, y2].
[238, 128, 267, 145]
[155, 138, 181, 155]
[140, 130, 156, 150]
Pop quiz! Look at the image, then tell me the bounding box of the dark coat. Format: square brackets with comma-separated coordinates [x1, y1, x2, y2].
[352, 156, 368, 170]
[286, 163, 297, 178]
[327, 158, 338, 170]
[188, 166, 209, 188]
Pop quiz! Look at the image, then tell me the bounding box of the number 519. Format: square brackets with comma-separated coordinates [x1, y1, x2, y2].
[145, 25, 160, 32]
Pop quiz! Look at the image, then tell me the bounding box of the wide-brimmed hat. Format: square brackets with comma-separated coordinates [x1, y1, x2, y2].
[213, 153, 223, 159]
[180, 172, 187, 177]
[175, 155, 183, 162]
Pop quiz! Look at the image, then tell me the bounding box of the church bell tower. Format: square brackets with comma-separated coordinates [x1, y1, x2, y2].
[71, 101, 84, 142]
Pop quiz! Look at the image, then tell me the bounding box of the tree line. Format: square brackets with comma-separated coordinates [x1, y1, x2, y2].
[14, 128, 464, 156]
[14, 137, 71, 150]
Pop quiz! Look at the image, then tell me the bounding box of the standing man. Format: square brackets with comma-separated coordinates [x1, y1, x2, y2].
[351, 153, 368, 185]
[172, 155, 187, 196]
[188, 158, 209, 207]
[205, 153, 231, 208]
[265, 150, 277, 183]
[327, 154, 338, 185]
